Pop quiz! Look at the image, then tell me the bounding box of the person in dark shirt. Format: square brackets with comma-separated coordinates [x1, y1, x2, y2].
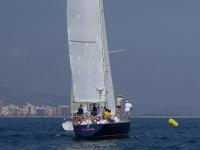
[91, 103, 97, 116]
[77, 104, 83, 115]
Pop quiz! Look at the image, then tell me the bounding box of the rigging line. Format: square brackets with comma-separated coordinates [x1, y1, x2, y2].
[109, 50, 127, 53]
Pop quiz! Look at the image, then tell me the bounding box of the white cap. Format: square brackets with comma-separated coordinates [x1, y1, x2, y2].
[118, 94, 122, 97]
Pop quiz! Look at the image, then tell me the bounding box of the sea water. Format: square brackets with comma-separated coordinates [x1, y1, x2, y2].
[0, 118, 199, 150]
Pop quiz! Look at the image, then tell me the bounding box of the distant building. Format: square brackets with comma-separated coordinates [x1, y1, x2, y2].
[17, 107, 27, 116]
[8, 105, 18, 116]
[45, 106, 57, 117]
[0, 103, 70, 117]
[57, 105, 70, 116]
[35, 107, 45, 116]
[26, 103, 35, 116]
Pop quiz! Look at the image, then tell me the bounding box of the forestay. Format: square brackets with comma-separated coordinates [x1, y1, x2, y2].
[67, 0, 106, 103]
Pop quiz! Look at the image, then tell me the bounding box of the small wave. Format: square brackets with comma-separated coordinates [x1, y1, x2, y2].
[55, 133, 61, 137]
[160, 136, 168, 140]
[186, 139, 197, 144]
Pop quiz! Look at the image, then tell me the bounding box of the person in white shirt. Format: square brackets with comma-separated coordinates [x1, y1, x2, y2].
[124, 100, 132, 119]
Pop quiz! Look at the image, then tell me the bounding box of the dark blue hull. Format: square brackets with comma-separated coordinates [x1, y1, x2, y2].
[73, 121, 131, 139]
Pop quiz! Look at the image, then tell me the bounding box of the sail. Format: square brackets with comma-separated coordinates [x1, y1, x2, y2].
[101, 1, 116, 115]
[67, 0, 106, 103]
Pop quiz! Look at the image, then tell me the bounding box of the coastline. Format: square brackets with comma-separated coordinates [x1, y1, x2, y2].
[0, 116, 71, 119]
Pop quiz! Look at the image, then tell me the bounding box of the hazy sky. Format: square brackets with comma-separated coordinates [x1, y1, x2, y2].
[0, 0, 200, 115]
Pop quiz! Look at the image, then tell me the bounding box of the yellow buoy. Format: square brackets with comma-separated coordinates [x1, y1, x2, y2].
[168, 118, 179, 127]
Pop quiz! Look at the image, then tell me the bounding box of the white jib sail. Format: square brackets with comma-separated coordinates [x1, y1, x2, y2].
[100, 1, 116, 115]
[67, 0, 106, 103]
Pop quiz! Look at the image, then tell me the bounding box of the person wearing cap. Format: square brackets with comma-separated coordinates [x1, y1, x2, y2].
[124, 100, 132, 119]
[116, 94, 123, 114]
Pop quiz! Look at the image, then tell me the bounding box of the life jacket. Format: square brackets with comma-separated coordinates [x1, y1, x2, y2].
[103, 111, 110, 120]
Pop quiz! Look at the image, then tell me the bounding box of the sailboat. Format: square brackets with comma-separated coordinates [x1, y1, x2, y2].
[62, 0, 131, 138]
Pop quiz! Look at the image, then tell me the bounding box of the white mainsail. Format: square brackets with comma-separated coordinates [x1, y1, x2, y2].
[67, 0, 115, 114]
[67, 0, 105, 103]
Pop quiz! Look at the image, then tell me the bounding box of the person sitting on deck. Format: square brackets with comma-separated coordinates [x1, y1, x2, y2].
[91, 103, 97, 116]
[97, 106, 101, 117]
[73, 104, 84, 125]
[102, 107, 111, 121]
[77, 104, 83, 115]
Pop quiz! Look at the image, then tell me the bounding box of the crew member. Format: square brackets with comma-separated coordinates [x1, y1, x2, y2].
[74, 104, 84, 124]
[124, 100, 132, 119]
[77, 104, 83, 115]
[116, 94, 123, 114]
[91, 103, 97, 116]
[102, 107, 111, 121]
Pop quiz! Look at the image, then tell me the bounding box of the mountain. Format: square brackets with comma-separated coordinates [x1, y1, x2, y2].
[0, 85, 69, 105]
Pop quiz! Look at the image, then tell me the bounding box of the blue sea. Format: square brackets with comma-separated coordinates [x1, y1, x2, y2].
[0, 118, 199, 150]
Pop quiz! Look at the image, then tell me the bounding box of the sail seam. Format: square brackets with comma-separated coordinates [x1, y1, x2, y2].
[69, 40, 96, 44]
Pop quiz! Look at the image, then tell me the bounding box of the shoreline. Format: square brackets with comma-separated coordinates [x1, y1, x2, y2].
[0, 116, 70, 119]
